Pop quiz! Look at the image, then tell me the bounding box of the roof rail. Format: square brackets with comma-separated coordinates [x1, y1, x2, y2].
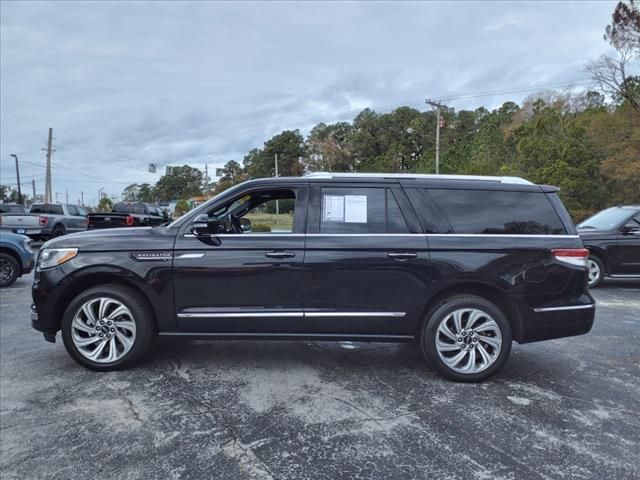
[303, 172, 534, 185]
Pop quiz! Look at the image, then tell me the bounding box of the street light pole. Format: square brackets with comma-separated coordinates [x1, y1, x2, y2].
[274, 154, 279, 224]
[10, 154, 22, 205]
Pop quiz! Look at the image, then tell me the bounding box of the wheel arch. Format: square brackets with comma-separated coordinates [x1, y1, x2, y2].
[0, 246, 22, 270]
[53, 272, 158, 332]
[587, 247, 608, 274]
[420, 282, 523, 342]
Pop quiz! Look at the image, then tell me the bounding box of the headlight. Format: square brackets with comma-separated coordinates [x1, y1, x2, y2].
[38, 248, 78, 270]
[23, 238, 32, 253]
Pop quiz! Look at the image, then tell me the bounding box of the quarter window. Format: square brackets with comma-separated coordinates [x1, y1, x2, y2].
[428, 189, 566, 235]
[320, 188, 409, 234]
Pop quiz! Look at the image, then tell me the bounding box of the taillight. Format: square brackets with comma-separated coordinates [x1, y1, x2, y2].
[551, 248, 589, 268]
[39, 215, 48, 226]
[126, 215, 134, 226]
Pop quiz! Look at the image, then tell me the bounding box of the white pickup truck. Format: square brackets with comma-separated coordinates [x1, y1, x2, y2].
[0, 203, 88, 240]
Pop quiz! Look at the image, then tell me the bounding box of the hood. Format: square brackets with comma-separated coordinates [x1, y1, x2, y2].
[42, 226, 178, 252]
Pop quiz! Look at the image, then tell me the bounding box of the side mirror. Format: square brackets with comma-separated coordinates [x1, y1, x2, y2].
[240, 218, 252, 233]
[190, 214, 212, 236]
[621, 224, 640, 235]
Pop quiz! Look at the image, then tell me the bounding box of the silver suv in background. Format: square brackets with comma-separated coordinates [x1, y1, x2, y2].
[0, 203, 88, 240]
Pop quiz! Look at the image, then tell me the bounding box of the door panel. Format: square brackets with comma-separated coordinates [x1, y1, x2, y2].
[173, 184, 308, 332]
[614, 215, 640, 275]
[303, 234, 430, 335]
[302, 183, 430, 335]
[173, 234, 305, 332]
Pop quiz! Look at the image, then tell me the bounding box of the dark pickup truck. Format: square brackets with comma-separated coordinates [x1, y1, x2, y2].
[87, 203, 166, 229]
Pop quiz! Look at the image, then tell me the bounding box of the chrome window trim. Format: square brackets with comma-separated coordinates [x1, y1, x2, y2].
[533, 304, 595, 313]
[181, 233, 580, 239]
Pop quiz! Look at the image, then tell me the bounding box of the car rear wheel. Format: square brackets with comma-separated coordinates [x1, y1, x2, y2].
[51, 225, 66, 237]
[421, 295, 512, 382]
[0, 253, 20, 287]
[61, 285, 155, 371]
[587, 255, 604, 288]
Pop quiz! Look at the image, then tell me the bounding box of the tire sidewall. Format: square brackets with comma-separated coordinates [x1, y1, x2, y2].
[61, 285, 153, 371]
[52, 225, 65, 237]
[421, 295, 512, 382]
[0, 253, 20, 287]
[587, 255, 604, 288]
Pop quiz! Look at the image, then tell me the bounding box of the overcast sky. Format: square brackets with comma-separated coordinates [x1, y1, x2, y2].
[0, 0, 617, 205]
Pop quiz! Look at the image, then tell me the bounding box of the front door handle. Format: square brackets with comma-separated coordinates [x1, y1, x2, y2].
[265, 251, 296, 259]
[387, 252, 418, 261]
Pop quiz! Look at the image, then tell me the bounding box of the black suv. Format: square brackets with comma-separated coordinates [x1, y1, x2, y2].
[577, 205, 640, 287]
[31, 173, 595, 382]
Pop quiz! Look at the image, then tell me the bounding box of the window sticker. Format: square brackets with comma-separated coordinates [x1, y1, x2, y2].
[344, 195, 367, 223]
[323, 195, 345, 222]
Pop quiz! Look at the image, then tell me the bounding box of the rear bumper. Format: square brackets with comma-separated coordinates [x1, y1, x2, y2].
[520, 296, 596, 343]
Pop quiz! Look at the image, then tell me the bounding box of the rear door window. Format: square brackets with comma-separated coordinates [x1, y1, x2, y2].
[428, 189, 566, 235]
[319, 187, 409, 234]
[67, 205, 78, 216]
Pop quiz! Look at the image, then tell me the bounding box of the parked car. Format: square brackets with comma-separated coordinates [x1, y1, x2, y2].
[87, 202, 166, 229]
[577, 205, 640, 287]
[31, 173, 595, 382]
[0, 203, 88, 240]
[0, 203, 27, 214]
[0, 231, 34, 287]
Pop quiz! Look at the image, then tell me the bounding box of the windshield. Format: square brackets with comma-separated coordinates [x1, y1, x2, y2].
[578, 208, 636, 230]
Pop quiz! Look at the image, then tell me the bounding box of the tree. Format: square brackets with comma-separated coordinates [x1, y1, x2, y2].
[138, 183, 154, 203]
[174, 199, 190, 217]
[153, 166, 203, 201]
[122, 183, 139, 202]
[604, 0, 640, 51]
[98, 197, 113, 212]
[588, 0, 640, 109]
[243, 130, 306, 178]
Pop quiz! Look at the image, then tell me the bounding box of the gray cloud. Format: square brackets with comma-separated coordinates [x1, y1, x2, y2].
[0, 0, 615, 203]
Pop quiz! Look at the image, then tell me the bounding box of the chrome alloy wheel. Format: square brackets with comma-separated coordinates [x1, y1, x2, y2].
[71, 297, 136, 363]
[435, 308, 502, 374]
[588, 259, 601, 287]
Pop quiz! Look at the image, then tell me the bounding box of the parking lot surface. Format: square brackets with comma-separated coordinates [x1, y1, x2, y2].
[1, 271, 639, 480]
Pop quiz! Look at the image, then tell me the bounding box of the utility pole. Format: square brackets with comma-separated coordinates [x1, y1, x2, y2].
[32, 179, 36, 201]
[204, 164, 209, 197]
[10, 154, 22, 205]
[98, 188, 104, 202]
[425, 99, 445, 174]
[66, 189, 68, 203]
[42, 128, 54, 202]
[81, 191, 84, 206]
[274, 154, 279, 224]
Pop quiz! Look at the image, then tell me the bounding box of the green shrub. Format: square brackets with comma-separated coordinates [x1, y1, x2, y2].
[252, 223, 271, 232]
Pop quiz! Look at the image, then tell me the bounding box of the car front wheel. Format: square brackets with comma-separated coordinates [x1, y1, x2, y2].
[421, 295, 512, 382]
[61, 285, 155, 371]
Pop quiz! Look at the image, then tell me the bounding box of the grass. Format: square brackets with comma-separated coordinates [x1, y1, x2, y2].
[244, 212, 294, 232]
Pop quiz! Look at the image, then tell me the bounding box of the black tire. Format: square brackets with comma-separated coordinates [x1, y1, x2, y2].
[61, 284, 155, 371]
[51, 225, 66, 237]
[0, 253, 20, 288]
[587, 255, 605, 288]
[420, 294, 512, 383]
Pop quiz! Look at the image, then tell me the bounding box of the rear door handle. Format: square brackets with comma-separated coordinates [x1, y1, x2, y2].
[265, 251, 296, 259]
[387, 252, 417, 261]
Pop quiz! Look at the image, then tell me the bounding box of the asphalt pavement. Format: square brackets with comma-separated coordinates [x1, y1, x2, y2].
[1, 271, 639, 480]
